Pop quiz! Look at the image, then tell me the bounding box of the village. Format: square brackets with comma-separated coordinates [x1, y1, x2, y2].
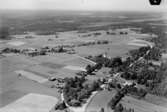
[1, 9, 167, 112]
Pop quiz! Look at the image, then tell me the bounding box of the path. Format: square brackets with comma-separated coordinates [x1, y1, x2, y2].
[74, 54, 96, 65]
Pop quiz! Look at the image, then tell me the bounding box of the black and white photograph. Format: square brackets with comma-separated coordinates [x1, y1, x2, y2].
[0, 0, 167, 112]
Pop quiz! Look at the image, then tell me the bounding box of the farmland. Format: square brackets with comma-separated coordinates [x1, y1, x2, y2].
[0, 10, 167, 112]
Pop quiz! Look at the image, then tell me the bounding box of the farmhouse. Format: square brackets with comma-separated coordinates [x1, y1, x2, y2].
[148, 60, 162, 66]
[108, 74, 133, 88]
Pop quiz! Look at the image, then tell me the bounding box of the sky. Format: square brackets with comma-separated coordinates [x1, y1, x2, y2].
[0, 0, 167, 11]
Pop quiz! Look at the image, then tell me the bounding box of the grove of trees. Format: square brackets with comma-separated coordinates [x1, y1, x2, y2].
[114, 103, 134, 112]
[108, 87, 128, 109]
[63, 76, 101, 107]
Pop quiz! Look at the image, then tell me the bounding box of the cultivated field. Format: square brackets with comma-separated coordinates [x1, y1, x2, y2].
[0, 28, 161, 109]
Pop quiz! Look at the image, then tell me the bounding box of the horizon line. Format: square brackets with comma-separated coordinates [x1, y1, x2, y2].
[0, 9, 166, 13]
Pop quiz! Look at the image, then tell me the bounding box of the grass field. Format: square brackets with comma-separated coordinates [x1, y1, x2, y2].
[7, 41, 25, 46]
[15, 70, 48, 83]
[121, 96, 167, 112]
[86, 90, 117, 112]
[0, 93, 58, 112]
[144, 94, 167, 107]
[40, 62, 65, 69]
[86, 90, 167, 112]
[0, 55, 60, 108]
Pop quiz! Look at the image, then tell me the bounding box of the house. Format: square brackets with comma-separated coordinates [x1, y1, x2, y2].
[26, 51, 40, 57]
[108, 73, 133, 88]
[100, 84, 109, 90]
[21, 48, 40, 56]
[122, 81, 133, 87]
[148, 60, 162, 66]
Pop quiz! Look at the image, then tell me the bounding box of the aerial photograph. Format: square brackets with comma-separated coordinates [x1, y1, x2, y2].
[0, 0, 167, 112]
